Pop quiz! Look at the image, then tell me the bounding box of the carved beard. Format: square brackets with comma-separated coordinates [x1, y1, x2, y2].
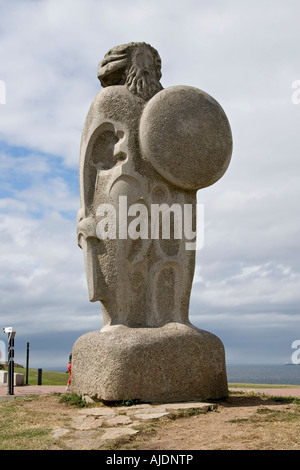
[125, 65, 162, 101]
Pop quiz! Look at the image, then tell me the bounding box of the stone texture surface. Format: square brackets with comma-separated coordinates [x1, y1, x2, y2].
[78, 407, 116, 417]
[105, 415, 133, 426]
[76, 83, 196, 327]
[164, 402, 213, 411]
[71, 415, 104, 430]
[51, 400, 217, 450]
[72, 323, 228, 402]
[140, 85, 232, 190]
[134, 411, 169, 420]
[73, 42, 232, 402]
[125, 406, 167, 415]
[52, 427, 70, 439]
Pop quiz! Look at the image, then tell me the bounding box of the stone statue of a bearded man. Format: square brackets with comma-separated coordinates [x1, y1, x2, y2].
[72, 42, 232, 403]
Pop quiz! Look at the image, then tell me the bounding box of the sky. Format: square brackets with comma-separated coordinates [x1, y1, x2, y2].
[0, 0, 299, 370]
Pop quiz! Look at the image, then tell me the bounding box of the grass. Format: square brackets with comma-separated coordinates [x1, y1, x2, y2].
[228, 405, 300, 426]
[0, 397, 54, 450]
[1, 390, 300, 450]
[1, 364, 68, 385]
[59, 393, 86, 407]
[229, 382, 300, 389]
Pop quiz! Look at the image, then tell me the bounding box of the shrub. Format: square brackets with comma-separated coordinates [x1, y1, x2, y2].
[59, 393, 86, 408]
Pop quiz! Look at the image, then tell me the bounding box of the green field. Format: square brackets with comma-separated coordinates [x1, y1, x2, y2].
[2, 363, 300, 388]
[229, 383, 300, 389]
[1, 365, 68, 386]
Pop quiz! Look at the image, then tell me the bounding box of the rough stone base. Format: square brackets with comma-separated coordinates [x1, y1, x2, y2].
[71, 323, 228, 403]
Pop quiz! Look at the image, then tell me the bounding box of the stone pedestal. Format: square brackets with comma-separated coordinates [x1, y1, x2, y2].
[0, 371, 24, 386]
[71, 323, 228, 403]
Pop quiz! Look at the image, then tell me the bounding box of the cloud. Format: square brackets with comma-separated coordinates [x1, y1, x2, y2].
[0, 0, 299, 369]
[193, 262, 300, 309]
[0, 148, 101, 343]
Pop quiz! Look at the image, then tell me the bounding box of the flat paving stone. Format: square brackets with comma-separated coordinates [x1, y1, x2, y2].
[134, 411, 170, 420]
[52, 427, 70, 439]
[78, 407, 116, 417]
[100, 427, 139, 440]
[126, 406, 166, 415]
[117, 403, 154, 412]
[164, 402, 215, 411]
[71, 415, 104, 430]
[105, 415, 133, 426]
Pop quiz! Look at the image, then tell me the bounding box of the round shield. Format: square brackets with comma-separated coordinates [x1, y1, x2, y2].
[139, 85, 233, 190]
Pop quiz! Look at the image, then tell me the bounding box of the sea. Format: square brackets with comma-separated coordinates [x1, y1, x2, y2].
[226, 364, 300, 385]
[49, 364, 300, 386]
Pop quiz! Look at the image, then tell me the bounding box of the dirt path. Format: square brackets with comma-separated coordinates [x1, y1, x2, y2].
[133, 394, 300, 450]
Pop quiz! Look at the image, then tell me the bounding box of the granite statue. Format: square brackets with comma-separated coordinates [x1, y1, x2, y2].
[71, 42, 233, 402]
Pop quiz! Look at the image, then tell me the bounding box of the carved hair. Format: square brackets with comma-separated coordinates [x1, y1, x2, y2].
[97, 42, 163, 100]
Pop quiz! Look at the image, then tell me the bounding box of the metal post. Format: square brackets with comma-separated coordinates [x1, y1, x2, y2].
[26, 342, 29, 385]
[37, 368, 42, 385]
[8, 334, 14, 395]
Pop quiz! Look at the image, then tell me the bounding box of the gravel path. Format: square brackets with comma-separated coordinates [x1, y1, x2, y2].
[0, 384, 66, 400]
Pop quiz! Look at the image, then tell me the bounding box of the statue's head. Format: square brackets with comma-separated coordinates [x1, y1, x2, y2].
[97, 42, 163, 101]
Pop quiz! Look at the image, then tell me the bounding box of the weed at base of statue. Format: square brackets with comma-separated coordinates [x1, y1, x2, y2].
[71, 323, 228, 403]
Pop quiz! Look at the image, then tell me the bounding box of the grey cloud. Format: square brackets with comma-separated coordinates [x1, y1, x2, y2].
[0, 0, 299, 368]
